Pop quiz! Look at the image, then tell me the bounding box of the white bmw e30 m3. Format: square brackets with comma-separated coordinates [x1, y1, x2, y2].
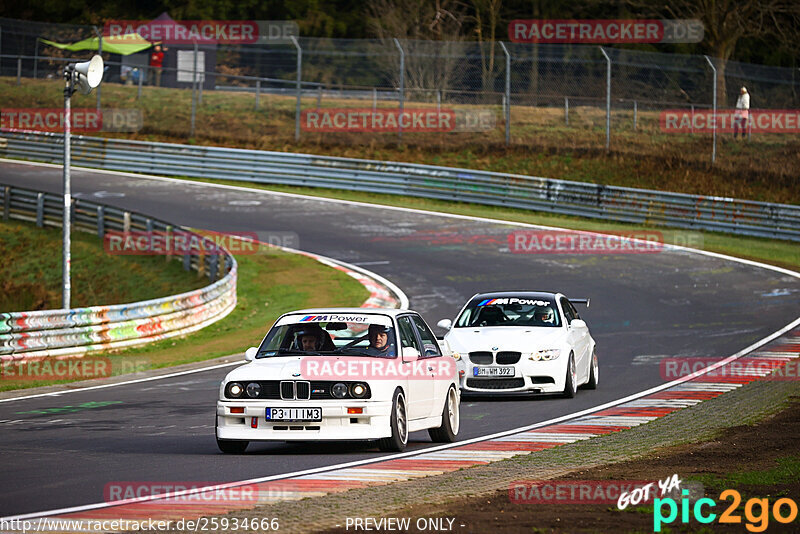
[437, 292, 598, 397]
[216, 308, 460, 453]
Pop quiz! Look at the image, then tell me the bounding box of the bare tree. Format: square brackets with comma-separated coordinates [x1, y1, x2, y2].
[628, 0, 800, 104]
[366, 0, 469, 97]
[471, 0, 502, 93]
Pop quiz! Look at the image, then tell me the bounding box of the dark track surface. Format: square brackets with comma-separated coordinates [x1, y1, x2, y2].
[1, 160, 799, 517]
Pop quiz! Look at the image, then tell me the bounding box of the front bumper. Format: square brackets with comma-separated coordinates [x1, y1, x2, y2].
[216, 399, 393, 441]
[458, 358, 566, 395]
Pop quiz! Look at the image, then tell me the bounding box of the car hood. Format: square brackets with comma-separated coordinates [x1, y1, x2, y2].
[224, 357, 305, 382]
[445, 326, 566, 353]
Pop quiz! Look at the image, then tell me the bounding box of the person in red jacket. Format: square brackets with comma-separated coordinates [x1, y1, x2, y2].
[149, 45, 165, 86]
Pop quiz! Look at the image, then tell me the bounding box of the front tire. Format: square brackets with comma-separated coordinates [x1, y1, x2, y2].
[562, 353, 577, 398]
[378, 389, 408, 452]
[429, 386, 460, 442]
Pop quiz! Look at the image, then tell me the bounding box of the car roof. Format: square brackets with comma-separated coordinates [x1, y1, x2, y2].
[468, 291, 562, 301]
[282, 308, 414, 317]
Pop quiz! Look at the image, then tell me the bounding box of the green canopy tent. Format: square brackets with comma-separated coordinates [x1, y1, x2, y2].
[39, 34, 154, 55]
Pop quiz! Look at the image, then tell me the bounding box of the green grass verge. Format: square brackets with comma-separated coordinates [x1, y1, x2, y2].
[166, 176, 800, 272]
[0, 219, 205, 311]
[0, 229, 369, 392]
[1, 77, 798, 205]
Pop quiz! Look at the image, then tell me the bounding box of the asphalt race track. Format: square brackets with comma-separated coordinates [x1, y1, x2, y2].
[1, 160, 799, 517]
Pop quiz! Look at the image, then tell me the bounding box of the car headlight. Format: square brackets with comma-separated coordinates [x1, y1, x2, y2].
[245, 382, 262, 398]
[530, 349, 561, 361]
[332, 382, 348, 399]
[227, 382, 244, 398]
[350, 383, 368, 398]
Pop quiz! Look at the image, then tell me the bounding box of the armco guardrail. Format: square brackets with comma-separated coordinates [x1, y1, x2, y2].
[0, 183, 237, 360]
[2, 130, 799, 242]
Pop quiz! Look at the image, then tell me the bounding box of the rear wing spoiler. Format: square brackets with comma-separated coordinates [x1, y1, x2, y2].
[570, 298, 590, 308]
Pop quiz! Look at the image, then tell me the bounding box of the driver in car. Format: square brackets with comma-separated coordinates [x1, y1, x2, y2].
[534, 307, 555, 325]
[365, 324, 396, 357]
[296, 325, 323, 351]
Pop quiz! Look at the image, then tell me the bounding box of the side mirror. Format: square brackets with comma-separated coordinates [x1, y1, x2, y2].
[402, 346, 420, 362]
[436, 318, 452, 330]
[244, 347, 258, 361]
[570, 319, 587, 329]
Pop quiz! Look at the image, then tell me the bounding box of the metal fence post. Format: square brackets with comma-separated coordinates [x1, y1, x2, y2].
[137, 66, 143, 99]
[633, 101, 638, 129]
[599, 47, 611, 151]
[290, 36, 302, 142]
[190, 42, 198, 137]
[372, 87, 377, 113]
[95, 29, 102, 112]
[704, 55, 717, 164]
[2, 186, 9, 220]
[393, 38, 404, 142]
[198, 67, 204, 105]
[690, 104, 695, 135]
[16, 56, 21, 85]
[499, 41, 511, 147]
[437, 90, 441, 113]
[255, 80, 260, 110]
[317, 85, 322, 110]
[565, 96, 569, 125]
[33, 39, 38, 79]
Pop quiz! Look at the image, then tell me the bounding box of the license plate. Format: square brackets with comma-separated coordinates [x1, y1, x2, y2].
[265, 407, 322, 422]
[473, 366, 515, 377]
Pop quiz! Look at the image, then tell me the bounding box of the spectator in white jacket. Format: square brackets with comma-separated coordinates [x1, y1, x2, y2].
[734, 86, 750, 139]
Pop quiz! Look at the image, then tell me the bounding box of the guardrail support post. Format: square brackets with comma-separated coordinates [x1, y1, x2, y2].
[97, 206, 105, 237]
[394, 38, 405, 142]
[209, 254, 218, 282]
[599, 46, 611, 151]
[2, 186, 9, 220]
[499, 41, 511, 147]
[255, 80, 260, 110]
[146, 218, 153, 233]
[290, 36, 302, 142]
[123, 211, 131, 233]
[704, 55, 717, 164]
[183, 253, 191, 271]
[36, 193, 45, 227]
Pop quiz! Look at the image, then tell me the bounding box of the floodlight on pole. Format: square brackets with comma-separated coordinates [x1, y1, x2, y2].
[62, 54, 103, 310]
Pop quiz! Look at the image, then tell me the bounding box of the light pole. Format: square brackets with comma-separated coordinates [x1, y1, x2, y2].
[62, 55, 103, 310]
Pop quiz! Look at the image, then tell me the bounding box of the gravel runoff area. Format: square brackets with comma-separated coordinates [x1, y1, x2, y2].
[146, 363, 800, 534]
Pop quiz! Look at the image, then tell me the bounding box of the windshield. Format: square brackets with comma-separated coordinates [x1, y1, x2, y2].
[455, 297, 562, 328]
[256, 319, 397, 358]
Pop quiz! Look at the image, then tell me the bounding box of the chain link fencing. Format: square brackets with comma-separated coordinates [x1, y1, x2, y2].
[1, 17, 799, 168]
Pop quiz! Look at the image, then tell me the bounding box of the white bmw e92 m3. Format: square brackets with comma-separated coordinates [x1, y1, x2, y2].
[437, 292, 598, 397]
[216, 308, 460, 453]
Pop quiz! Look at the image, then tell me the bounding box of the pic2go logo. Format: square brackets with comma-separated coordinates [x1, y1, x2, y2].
[654, 489, 799, 532]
